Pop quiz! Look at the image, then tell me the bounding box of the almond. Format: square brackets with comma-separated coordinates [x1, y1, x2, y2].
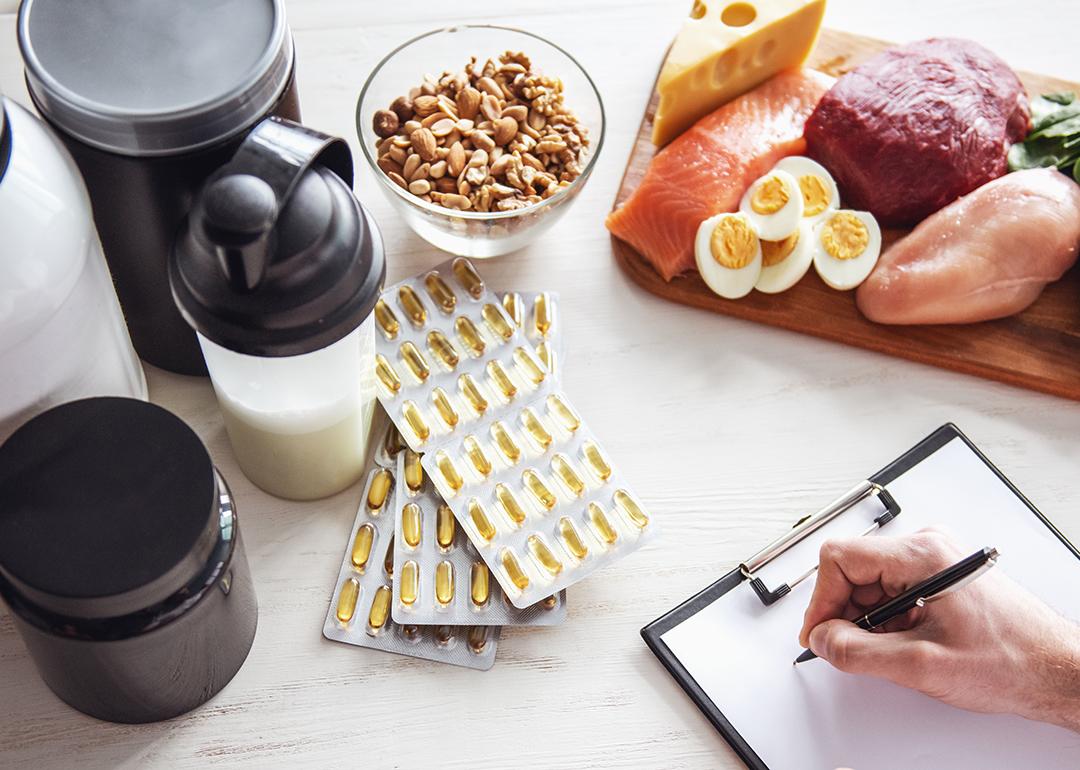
[456, 87, 481, 119]
[447, 142, 467, 176]
[493, 117, 518, 146]
[410, 128, 437, 162]
[413, 94, 439, 117]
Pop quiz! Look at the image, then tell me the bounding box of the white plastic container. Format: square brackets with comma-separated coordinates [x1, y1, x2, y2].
[0, 97, 146, 442]
[171, 119, 385, 501]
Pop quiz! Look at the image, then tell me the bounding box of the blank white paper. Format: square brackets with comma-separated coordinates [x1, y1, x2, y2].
[662, 437, 1080, 769]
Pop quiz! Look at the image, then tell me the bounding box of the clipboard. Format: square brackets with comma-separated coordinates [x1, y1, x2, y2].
[641, 424, 1080, 769]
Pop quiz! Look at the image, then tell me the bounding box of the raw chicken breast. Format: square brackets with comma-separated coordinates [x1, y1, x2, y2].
[856, 169, 1080, 324]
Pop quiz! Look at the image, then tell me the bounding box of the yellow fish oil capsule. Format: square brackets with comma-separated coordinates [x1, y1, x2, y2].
[404, 448, 423, 492]
[384, 536, 395, 576]
[383, 423, 405, 460]
[435, 449, 464, 493]
[463, 435, 492, 478]
[402, 400, 430, 443]
[589, 502, 618, 544]
[519, 407, 552, 449]
[401, 560, 419, 605]
[427, 330, 460, 370]
[500, 547, 530, 590]
[336, 577, 360, 623]
[513, 346, 547, 385]
[398, 284, 426, 328]
[533, 291, 554, 338]
[486, 360, 517, 399]
[490, 421, 521, 464]
[536, 340, 556, 377]
[351, 523, 376, 570]
[522, 469, 557, 511]
[541, 595, 558, 610]
[402, 502, 422, 548]
[435, 561, 454, 605]
[374, 298, 400, 339]
[468, 497, 497, 542]
[402, 624, 420, 642]
[482, 303, 514, 341]
[582, 441, 612, 482]
[547, 394, 580, 433]
[452, 257, 484, 299]
[552, 454, 586, 497]
[495, 483, 527, 525]
[400, 341, 430, 383]
[528, 534, 563, 576]
[615, 489, 650, 529]
[368, 585, 392, 630]
[367, 468, 393, 512]
[436, 504, 455, 549]
[435, 625, 453, 646]
[424, 271, 457, 313]
[458, 373, 488, 415]
[431, 387, 459, 428]
[468, 626, 488, 654]
[502, 292, 524, 327]
[470, 562, 490, 606]
[454, 316, 486, 357]
[375, 354, 401, 394]
[558, 516, 589, 560]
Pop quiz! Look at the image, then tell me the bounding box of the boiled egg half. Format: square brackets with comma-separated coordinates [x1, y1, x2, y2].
[754, 221, 814, 294]
[738, 169, 803, 241]
[695, 212, 761, 299]
[773, 156, 840, 226]
[812, 210, 881, 290]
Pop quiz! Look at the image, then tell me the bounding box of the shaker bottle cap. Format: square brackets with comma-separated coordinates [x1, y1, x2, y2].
[0, 95, 9, 183]
[170, 118, 386, 357]
[18, 0, 293, 156]
[0, 398, 222, 621]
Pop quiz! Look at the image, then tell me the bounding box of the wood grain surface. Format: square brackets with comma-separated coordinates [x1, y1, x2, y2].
[2, 3, 1080, 769]
[612, 28, 1080, 401]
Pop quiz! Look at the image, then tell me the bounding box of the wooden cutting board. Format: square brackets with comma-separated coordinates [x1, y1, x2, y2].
[611, 28, 1080, 401]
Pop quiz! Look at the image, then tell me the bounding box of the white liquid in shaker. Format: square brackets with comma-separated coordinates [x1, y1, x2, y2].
[200, 320, 377, 501]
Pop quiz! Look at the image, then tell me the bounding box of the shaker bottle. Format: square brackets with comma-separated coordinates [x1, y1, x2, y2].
[0, 94, 146, 443]
[18, 0, 301, 375]
[0, 398, 257, 724]
[171, 118, 386, 501]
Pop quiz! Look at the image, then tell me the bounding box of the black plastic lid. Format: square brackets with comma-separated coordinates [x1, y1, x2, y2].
[18, 0, 293, 156]
[0, 398, 222, 620]
[170, 117, 385, 357]
[0, 96, 10, 183]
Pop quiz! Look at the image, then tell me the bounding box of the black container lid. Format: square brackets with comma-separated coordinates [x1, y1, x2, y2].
[0, 398, 222, 620]
[18, 0, 293, 156]
[170, 117, 386, 357]
[0, 93, 10, 183]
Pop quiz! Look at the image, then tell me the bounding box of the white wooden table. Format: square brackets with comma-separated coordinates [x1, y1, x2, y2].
[3, 2, 1080, 767]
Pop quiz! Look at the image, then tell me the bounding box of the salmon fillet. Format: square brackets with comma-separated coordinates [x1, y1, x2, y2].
[607, 69, 834, 281]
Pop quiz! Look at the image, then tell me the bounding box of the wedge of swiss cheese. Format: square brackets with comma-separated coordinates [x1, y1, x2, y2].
[652, 0, 826, 147]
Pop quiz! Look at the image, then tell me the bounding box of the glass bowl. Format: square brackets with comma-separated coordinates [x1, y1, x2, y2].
[356, 25, 605, 258]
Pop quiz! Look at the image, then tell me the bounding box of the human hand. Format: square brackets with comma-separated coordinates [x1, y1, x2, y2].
[799, 529, 1080, 732]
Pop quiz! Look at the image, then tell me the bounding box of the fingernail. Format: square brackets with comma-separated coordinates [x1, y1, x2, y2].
[808, 625, 826, 656]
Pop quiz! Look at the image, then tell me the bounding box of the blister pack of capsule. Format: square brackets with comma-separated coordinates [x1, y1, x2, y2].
[373, 258, 657, 609]
[322, 466, 499, 670]
[498, 290, 562, 379]
[374, 258, 558, 451]
[393, 448, 567, 626]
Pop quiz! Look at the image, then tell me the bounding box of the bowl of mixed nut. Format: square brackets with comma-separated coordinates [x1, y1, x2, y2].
[356, 25, 604, 257]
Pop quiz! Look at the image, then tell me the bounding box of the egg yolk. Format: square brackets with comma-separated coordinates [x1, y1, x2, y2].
[820, 212, 869, 260]
[761, 230, 799, 267]
[750, 176, 789, 215]
[710, 216, 758, 269]
[799, 174, 831, 216]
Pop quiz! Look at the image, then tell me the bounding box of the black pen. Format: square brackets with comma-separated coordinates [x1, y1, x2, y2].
[793, 546, 999, 665]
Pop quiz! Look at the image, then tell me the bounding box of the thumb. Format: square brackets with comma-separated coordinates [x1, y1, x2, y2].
[808, 619, 911, 676]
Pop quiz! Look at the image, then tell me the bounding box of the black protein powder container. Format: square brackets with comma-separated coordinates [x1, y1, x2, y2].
[0, 398, 257, 723]
[17, 0, 302, 376]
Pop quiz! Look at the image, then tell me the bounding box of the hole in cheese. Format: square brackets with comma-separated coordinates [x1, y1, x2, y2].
[690, 0, 707, 19]
[755, 38, 777, 66]
[721, 2, 757, 27]
[711, 48, 739, 89]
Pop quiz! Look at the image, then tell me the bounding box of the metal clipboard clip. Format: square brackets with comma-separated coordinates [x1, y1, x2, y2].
[738, 480, 901, 607]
